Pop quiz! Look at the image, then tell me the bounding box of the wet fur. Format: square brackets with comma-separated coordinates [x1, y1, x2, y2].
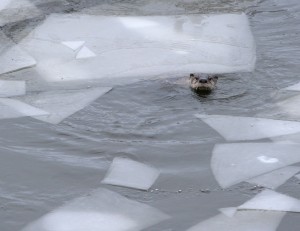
[188, 73, 218, 91]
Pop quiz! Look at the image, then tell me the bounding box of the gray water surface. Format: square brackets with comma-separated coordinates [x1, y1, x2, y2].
[1, 0, 300, 230]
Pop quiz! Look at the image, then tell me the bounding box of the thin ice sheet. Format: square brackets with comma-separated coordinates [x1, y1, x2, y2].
[102, 157, 160, 190]
[22, 188, 170, 231]
[195, 114, 300, 141]
[211, 143, 300, 188]
[20, 87, 111, 124]
[20, 13, 255, 83]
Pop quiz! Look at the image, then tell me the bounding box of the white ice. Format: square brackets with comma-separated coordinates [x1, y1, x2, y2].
[0, 98, 48, 120]
[295, 174, 300, 180]
[22, 188, 170, 231]
[218, 207, 237, 217]
[76, 46, 97, 59]
[102, 157, 160, 190]
[0, 32, 36, 75]
[0, 0, 11, 11]
[61, 41, 85, 51]
[186, 210, 285, 231]
[246, 166, 300, 189]
[284, 82, 300, 91]
[211, 143, 300, 188]
[195, 114, 300, 141]
[0, 80, 26, 97]
[238, 189, 300, 213]
[20, 87, 111, 124]
[19, 13, 255, 83]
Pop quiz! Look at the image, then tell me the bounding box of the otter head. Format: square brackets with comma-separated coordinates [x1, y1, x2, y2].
[189, 73, 218, 92]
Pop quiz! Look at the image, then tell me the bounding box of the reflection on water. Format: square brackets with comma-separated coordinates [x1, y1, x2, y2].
[1, 0, 300, 231]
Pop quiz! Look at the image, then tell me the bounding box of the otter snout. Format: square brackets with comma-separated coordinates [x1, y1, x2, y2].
[199, 79, 208, 83]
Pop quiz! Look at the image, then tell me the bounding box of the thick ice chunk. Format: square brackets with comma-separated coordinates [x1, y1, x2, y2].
[246, 166, 300, 189]
[20, 13, 255, 83]
[102, 157, 160, 190]
[0, 80, 26, 97]
[238, 189, 300, 213]
[195, 114, 300, 141]
[186, 210, 285, 231]
[20, 87, 111, 124]
[0, 32, 36, 75]
[76, 46, 97, 59]
[212, 143, 300, 188]
[0, 98, 48, 119]
[22, 188, 170, 231]
[61, 41, 85, 51]
[218, 207, 237, 217]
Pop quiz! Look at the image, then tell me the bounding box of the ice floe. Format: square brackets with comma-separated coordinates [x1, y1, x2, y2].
[186, 210, 285, 231]
[276, 94, 300, 120]
[0, 98, 48, 120]
[211, 143, 300, 188]
[0, 32, 36, 75]
[19, 13, 255, 83]
[76, 46, 97, 59]
[22, 188, 170, 231]
[102, 157, 160, 190]
[0, 80, 26, 97]
[238, 189, 300, 213]
[195, 114, 300, 141]
[61, 41, 85, 51]
[20, 87, 111, 124]
[218, 207, 237, 217]
[284, 82, 300, 91]
[246, 166, 300, 189]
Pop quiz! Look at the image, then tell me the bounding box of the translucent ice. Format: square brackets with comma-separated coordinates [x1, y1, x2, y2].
[0, 32, 36, 75]
[186, 210, 285, 231]
[0, 98, 48, 120]
[61, 41, 85, 51]
[212, 143, 300, 188]
[76, 46, 97, 59]
[20, 13, 255, 83]
[218, 207, 237, 217]
[22, 188, 170, 231]
[195, 114, 300, 141]
[20, 87, 111, 124]
[0, 80, 26, 97]
[102, 157, 160, 190]
[246, 166, 300, 189]
[238, 189, 300, 213]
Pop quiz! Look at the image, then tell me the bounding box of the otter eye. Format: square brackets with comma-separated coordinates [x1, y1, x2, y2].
[208, 77, 212, 80]
[190, 73, 194, 78]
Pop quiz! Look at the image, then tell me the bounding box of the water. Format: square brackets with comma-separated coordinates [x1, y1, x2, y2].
[1, 0, 300, 230]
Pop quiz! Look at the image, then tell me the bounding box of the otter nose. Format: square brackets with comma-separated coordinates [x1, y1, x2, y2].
[199, 79, 208, 83]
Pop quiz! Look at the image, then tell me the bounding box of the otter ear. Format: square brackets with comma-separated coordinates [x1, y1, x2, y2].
[190, 73, 194, 78]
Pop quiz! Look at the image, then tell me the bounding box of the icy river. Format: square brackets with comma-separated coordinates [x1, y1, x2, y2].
[1, 0, 300, 230]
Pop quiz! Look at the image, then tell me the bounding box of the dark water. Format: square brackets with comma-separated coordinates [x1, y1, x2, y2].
[1, 0, 300, 230]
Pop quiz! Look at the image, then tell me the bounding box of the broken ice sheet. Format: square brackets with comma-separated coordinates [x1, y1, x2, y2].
[246, 166, 300, 189]
[238, 189, 300, 213]
[0, 98, 48, 120]
[0, 32, 36, 75]
[0, 80, 26, 97]
[19, 13, 255, 83]
[186, 210, 285, 231]
[22, 188, 170, 231]
[211, 143, 300, 188]
[61, 41, 85, 51]
[218, 207, 237, 217]
[284, 82, 300, 91]
[20, 87, 111, 124]
[102, 157, 160, 190]
[195, 114, 300, 141]
[276, 94, 300, 120]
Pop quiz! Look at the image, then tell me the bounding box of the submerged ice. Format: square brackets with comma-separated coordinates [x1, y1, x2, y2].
[22, 188, 170, 231]
[195, 114, 300, 141]
[211, 143, 300, 188]
[19, 13, 255, 83]
[102, 157, 160, 190]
